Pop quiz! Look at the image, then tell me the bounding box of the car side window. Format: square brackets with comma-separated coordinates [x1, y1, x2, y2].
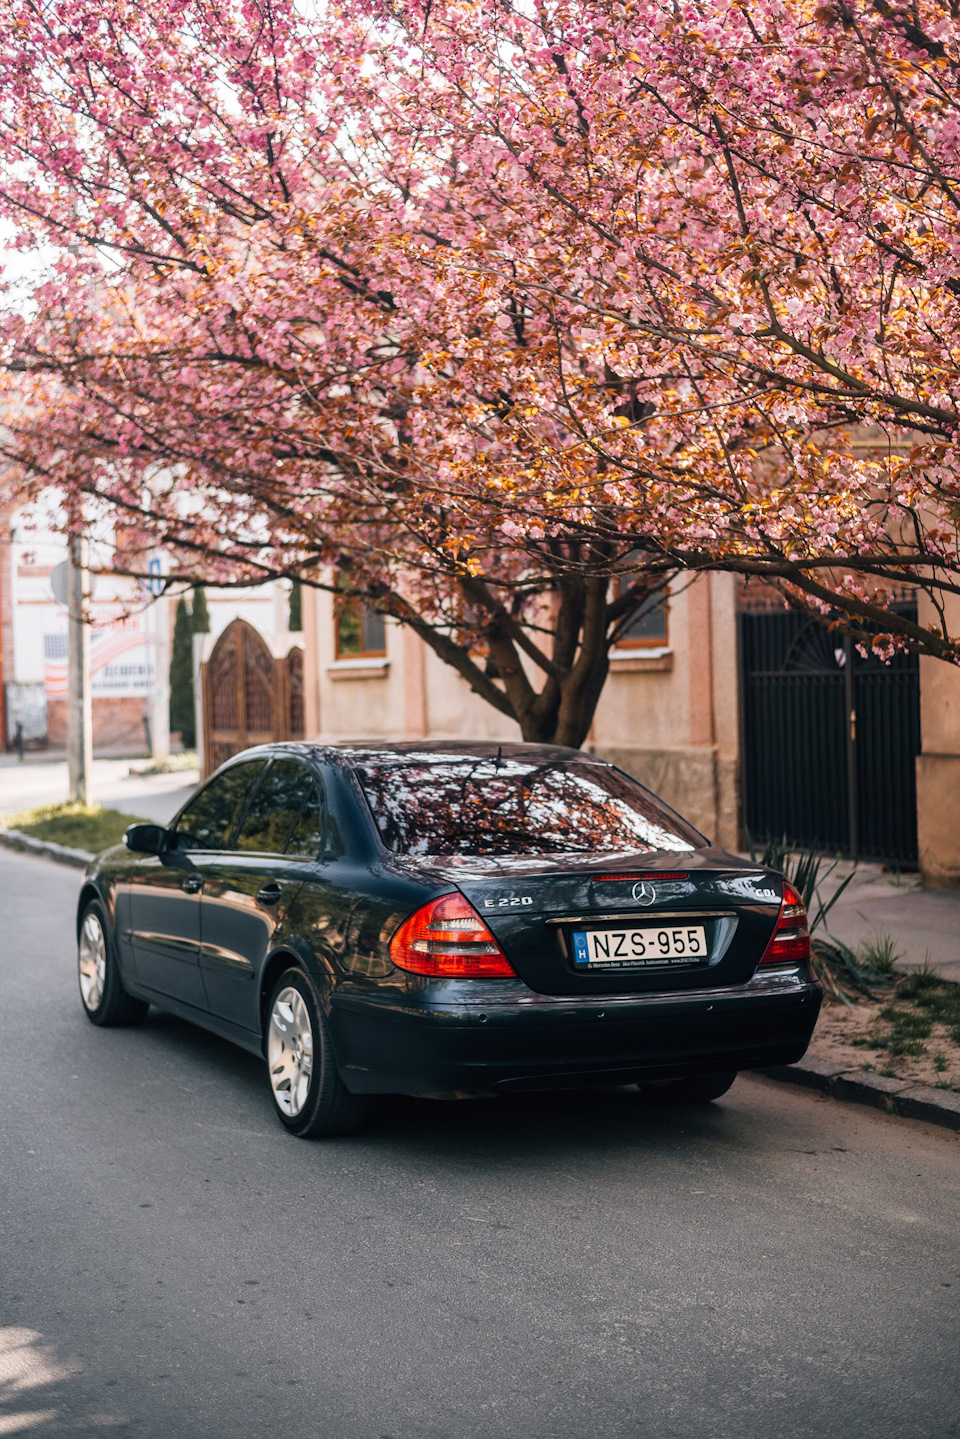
[235, 759, 314, 855]
[172, 761, 266, 852]
[286, 778, 325, 859]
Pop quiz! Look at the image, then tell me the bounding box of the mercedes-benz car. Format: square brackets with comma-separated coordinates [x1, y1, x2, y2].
[76, 741, 821, 1136]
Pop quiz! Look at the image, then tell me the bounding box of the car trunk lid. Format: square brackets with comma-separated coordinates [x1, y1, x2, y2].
[394, 851, 783, 995]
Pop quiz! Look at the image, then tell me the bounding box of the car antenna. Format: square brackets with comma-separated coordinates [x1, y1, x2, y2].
[494, 744, 503, 770]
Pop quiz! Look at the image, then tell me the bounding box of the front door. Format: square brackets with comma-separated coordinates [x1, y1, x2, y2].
[194, 758, 325, 1031]
[126, 758, 267, 1007]
[127, 853, 206, 1007]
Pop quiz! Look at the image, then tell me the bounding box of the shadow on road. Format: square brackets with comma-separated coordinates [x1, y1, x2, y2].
[0, 1325, 130, 1437]
[138, 1007, 265, 1088]
[368, 1086, 743, 1172]
[132, 1004, 745, 1170]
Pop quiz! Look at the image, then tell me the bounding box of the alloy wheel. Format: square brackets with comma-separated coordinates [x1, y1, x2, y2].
[78, 911, 107, 1012]
[268, 986, 314, 1118]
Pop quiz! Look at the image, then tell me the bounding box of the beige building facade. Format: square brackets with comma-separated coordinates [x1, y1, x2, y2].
[196, 567, 960, 888]
[916, 589, 960, 887]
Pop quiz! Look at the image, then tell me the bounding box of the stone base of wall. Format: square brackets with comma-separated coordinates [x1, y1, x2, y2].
[917, 754, 960, 888]
[590, 744, 741, 853]
[46, 697, 150, 751]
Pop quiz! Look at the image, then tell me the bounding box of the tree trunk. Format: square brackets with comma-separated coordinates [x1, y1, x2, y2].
[379, 572, 615, 749]
[515, 669, 608, 748]
[511, 577, 612, 747]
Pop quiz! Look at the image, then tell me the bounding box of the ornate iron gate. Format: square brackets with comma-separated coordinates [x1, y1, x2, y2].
[739, 608, 920, 865]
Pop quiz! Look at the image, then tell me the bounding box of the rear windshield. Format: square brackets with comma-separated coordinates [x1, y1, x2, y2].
[351, 757, 702, 857]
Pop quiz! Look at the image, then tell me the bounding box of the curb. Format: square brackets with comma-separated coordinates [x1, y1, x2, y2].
[0, 828, 92, 870]
[762, 1056, 960, 1132]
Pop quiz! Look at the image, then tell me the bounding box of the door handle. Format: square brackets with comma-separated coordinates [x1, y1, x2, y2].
[181, 874, 203, 894]
[257, 882, 283, 906]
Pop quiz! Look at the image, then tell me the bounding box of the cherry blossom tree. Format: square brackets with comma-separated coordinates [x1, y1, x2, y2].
[0, 0, 958, 745]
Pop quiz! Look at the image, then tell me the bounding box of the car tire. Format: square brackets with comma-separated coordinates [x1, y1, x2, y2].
[265, 967, 368, 1138]
[78, 900, 149, 1027]
[646, 1071, 738, 1105]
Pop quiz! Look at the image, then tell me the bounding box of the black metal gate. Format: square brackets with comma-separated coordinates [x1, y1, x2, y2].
[739, 608, 921, 865]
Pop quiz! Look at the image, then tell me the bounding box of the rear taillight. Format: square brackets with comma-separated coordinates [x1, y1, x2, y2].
[390, 892, 517, 978]
[758, 881, 811, 967]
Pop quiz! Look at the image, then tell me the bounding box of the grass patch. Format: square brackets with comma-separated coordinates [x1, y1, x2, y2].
[894, 972, 960, 1053]
[2, 802, 149, 854]
[899, 964, 945, 998]
[857, 930, 903, 975]
[909, 985, 960, 1026]
[857, 1002, 935, 1060]
[886, 1035, 927, 1058]
[845, 977, 960, 1069]
[878, 1005, 932, 1038]
[815, 964, 960, 1088]
[129, 751, 198, 776]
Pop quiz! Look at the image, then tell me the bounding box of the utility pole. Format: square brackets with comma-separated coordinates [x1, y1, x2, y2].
[0, 521, 6, 752]
[66, 532, 93, 804]
[146, 556, 170, 766]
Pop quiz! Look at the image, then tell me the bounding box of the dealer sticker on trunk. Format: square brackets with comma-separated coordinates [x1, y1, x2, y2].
[572, 924, 708, 968]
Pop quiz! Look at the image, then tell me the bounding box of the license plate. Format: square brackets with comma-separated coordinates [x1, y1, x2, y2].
[571, 924, 708, 969]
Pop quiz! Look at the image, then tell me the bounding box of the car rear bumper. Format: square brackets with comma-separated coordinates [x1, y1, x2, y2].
[328, 970, 822, 1096]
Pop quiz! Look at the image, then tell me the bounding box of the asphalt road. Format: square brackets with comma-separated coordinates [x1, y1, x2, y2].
[1, 848, 958, 1439]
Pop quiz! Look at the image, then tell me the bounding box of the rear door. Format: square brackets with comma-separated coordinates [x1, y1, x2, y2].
[127, 759, 267, 1008]
[193, 758, 324, 1031]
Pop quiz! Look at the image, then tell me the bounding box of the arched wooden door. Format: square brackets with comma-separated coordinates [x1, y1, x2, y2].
[202, 619, 281, 775]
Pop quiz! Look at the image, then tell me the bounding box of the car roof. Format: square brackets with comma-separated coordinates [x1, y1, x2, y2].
[240, 739, 606, 768]
[326, 740, 600, 766]
[225, 742, 607, 777]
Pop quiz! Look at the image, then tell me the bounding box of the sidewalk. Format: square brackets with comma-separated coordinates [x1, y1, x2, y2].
[814, 862, 960, 984]
[0, 753, 199, 827]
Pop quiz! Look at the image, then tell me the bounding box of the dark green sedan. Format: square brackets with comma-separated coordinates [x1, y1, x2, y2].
[77, 741, 821, 1137]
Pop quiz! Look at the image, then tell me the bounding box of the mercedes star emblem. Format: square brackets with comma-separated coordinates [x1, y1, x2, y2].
[632, 881, 657, 906]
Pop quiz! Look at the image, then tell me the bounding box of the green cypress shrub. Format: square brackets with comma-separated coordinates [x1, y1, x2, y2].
[289, 578, 303, 631]
[191, 586, 210, 633]
[169, 596, 196, 748]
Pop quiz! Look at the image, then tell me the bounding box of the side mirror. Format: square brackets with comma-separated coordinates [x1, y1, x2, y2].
[124, 823, 169, 855]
